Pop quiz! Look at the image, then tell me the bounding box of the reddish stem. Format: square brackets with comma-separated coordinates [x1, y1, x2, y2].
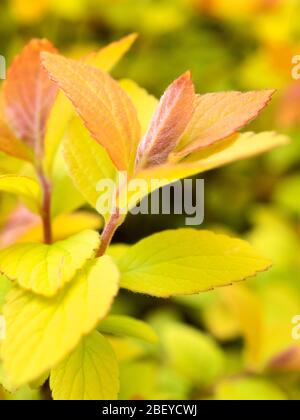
[37, 169, 52, 245]
[97, 208, 120, 257]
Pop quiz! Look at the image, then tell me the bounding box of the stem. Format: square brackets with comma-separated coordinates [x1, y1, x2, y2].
[37, 168, 52, 245]
[97, 208, 120, 257]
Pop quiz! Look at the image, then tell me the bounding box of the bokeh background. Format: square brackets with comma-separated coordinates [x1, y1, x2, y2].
[1, 0, 300, 400]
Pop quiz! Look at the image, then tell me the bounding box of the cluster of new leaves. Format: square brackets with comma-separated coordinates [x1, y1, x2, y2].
[0, 35, 289, 399]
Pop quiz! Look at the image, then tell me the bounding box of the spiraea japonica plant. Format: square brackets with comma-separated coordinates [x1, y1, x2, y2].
[0, 35, 289, 400]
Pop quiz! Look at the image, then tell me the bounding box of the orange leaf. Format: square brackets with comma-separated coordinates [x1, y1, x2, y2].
[3, 39, 58, 155]
[42, 53, 141, 172]
[172, 90, 275, 159]
[135, 72, 195, 169]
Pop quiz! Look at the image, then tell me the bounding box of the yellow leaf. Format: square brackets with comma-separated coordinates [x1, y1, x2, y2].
[63, 118, 117, 221]
[2, 256, 119, 386]
[136, 72, 195, 169]
[50, 331, 119, 400]
[119, 79, 158, 136]
[0, 275, 12, 313]
[98, 315, 158, 343]
[50, 147, 86, 217]
[0, 175, 41, 212]
[43, 92, 72, 175]
[86, 33, 137, 70]
[10, 0, 49, 22]
[0, 230, 100, 296]
[16, 211, 102, 243]
[107, 244, 130, 261]
[118, 229, 272, 297]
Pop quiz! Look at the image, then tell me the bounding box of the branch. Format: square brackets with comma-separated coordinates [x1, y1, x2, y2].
[37, 168, 53, 245]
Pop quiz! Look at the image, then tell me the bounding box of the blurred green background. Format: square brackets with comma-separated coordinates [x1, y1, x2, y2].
[1, 0, 300, 400]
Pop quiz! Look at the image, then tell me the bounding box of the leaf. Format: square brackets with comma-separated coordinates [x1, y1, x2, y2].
[0, 102, 33, 162]
[118, 229, 272, 297]
[0, 175, 41, 212]
[215, 378, 287, 401]
[50, 147, 86, 217]
[43, 34, 137, 174]
[274, 175, 300, 216]
[161, 322, 224, 387]
[0, 275, 12, 313]
[119, 361, 157, 400]
[131, 131, 289, 208]
[16, 211, 102, 243]
[221, 285, 263, 367]
[98, 315, 158, 343]
[63, 117, 118, 220]
[0, 230, 100, 296]
[173, 89, 275, 159]
[119, 79, 158, 136]
[50, 331, 119, 400]
[3, 39, 58, 154]
[135, 72, 195, 169]
[42, 53, 141, 172]
[2, 256, 119, 386]
[107, 244, 130, 262]
[223, 281, 300, 372]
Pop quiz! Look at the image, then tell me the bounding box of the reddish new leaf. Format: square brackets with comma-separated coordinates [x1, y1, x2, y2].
[172, 90, 275, 159]
[42, 53, 141, 172]
[3, 39, 58, 156]
[135, 72, 195, 169]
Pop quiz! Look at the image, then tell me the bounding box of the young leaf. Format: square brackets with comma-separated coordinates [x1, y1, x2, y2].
[135, 72, 195, 169]
[131, 131, 289, 208]
[0, 230, 100, 296]
[118, 229, 272, 297]
[42, 53, 141, 172]
[119, 79, 158, 136]
[0, 175, 41, 212]
[3, 39, 58, 154]
[43, 34, 137, 174]
[2, 256, 119, 387]
[63, 117, 117, 221]
[98, 315, 158, 343]
[50, 331, 119, 400]
[173, 90, 275, 159]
